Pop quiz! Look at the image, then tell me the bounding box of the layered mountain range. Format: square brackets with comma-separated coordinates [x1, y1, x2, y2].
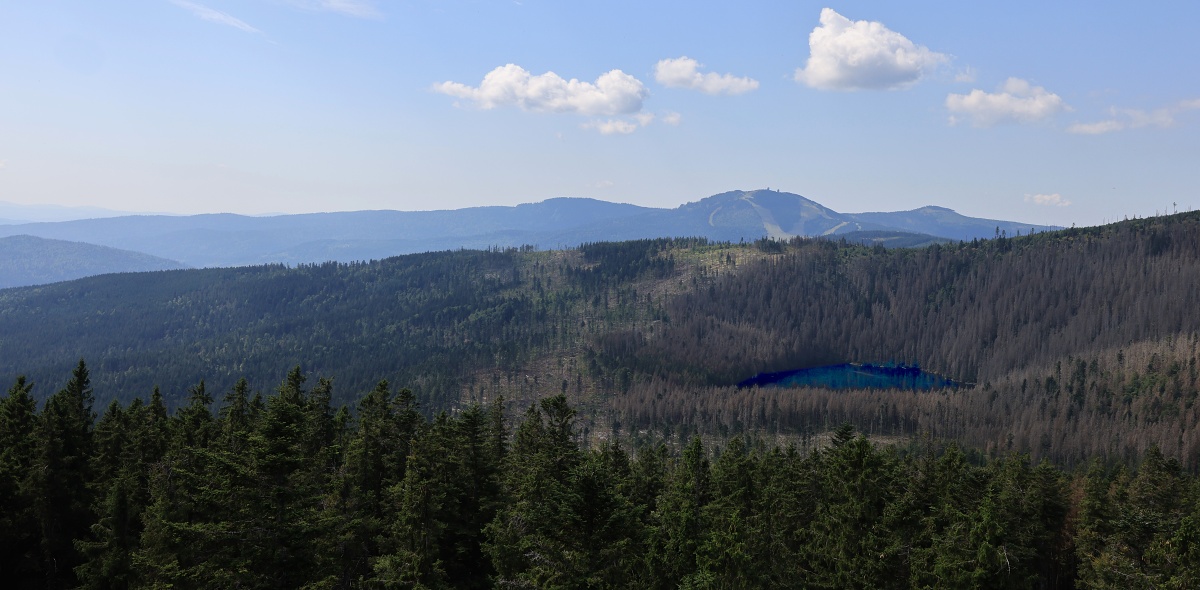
[0, 189, 1056, 287]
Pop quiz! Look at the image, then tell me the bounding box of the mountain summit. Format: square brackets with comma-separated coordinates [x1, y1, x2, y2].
[0, 190, 1057, 270]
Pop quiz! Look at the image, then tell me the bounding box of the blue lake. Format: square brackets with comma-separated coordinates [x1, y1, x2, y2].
[737, 363, 962, 390]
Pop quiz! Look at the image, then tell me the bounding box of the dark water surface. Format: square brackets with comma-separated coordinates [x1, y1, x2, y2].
[737, 363, 963, 390]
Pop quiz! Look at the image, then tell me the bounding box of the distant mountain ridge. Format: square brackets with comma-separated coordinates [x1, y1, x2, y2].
[0, 235, 188, 289]
[0, 200, 151, 223]
[0, 190, 1057, 268]
[846, 205, 1050, 242]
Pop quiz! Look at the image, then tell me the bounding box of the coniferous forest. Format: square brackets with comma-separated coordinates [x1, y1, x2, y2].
[6, 361, 1200, 589]
[4, 212, 1200, 587]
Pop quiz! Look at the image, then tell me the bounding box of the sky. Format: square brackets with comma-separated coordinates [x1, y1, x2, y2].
[1, 1, 1198, 226]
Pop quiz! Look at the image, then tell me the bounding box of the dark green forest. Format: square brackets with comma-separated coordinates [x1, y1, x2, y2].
[7, 362, 1200, 589]
[5, 210, 1200, 587]
[3, 213, 1200, 467]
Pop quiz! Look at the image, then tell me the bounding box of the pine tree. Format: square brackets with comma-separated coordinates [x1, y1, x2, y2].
[805, 432, 898, 589]
[100, 393, 169, 589]
[91, 400, 129, 493]
[218, 378, 254, 454]
[33, 359, 97, 589]
[894, 444, 983, 589]
[374, 413, 457, 589]
[689, 436, 760, 588]
[649, 436, 711, 589]
[567, 445, 645, 588]
[136, 388, 171, 467]
[753, 446, 815, 589]
[243, 366, 325, 588]
[172, 380, 215, 451]
[329, 379, 412, 586]
[74, 399, 136, 590]
[960, 454, 1068, 589]
[485, 395, 584, 588]
[75, 473, 138, 590]
[446, 403, 503, 589]
[0, 376, 44, 585]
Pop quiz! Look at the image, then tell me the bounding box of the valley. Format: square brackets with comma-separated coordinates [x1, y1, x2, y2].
[2, 211, 1197, 468]
[3, 209, 1197, 589]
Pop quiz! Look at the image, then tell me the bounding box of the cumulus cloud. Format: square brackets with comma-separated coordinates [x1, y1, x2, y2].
[1067, 99, 1200, 135]
[660, 111, 682, 125]
[945, 78, 1068, 126]
[170, 0, 260, 33]
[794, 8, 948, 91]
[654, 57, 759, 95]
[1025, 193, 1071, 207]
[281, 0, 380, 18]
[434, 64, 648, 117]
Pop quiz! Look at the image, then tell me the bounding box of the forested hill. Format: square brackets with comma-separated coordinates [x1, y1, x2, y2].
[0, 235, 187, 288]
[0, 249, 539, 410]
[1, 213, 1199, 466]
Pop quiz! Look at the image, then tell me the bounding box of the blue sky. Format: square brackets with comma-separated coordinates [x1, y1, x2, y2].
[1, 1, 1197, 226]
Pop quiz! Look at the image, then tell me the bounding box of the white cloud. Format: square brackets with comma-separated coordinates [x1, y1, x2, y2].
[170, 0, 260, 33]
[654, 57, 759, 95]
[1025, 193, 1071, 207]
[1067, 99, 1200, 135]
[280, 0, 380, 18]
[595, 180, 615, 189]
[580, 110, 682, 135]
[583, 119, 640, 135]
[954, 67, 976, 83]
[434, 64, 648, 117]
[794, 8, 948, 91]
[945, 78, 1068, 126]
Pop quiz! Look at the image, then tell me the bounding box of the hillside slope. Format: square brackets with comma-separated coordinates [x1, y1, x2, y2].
[1, 214, 1192, 466]
[0, 235, 188, 288]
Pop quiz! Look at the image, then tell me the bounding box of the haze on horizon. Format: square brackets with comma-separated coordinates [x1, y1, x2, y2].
[1, 1, 1197, 227]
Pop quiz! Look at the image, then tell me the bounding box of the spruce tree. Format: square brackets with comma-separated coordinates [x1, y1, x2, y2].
[649, 435, 711, 589]
[374, 413, 457, 589]
[331, 379, 410, 585]
[485, 395, 584, 588]
[75, 399, 137, 590]
[243, 367, 314, 586]
[0, 376, 43, 585]
[33, 359, 97, 589]
[689, 436, 760, 588]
